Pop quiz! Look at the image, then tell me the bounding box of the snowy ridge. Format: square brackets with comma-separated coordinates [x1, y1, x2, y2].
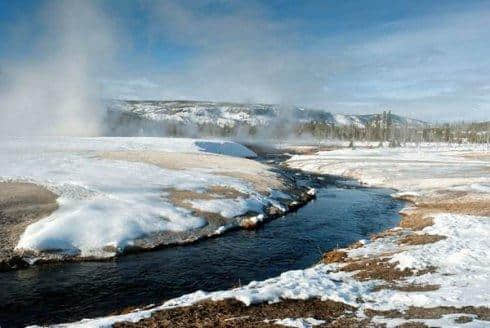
[108, 100, 427, 129]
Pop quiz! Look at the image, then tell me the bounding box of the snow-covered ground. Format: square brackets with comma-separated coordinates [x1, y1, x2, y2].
[0, 137, 297, 261]
[109, 100, 426, 129]
[287, 143, 490, 191]
[51, 143, 490, 327]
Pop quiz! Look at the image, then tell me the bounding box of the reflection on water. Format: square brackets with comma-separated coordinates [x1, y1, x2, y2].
[0, 186, 403, 327]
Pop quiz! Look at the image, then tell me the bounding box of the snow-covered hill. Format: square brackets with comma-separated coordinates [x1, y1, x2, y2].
[107, 100, 427, 130]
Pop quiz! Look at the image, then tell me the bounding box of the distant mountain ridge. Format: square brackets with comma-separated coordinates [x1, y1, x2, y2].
[107, 100, 428, 130]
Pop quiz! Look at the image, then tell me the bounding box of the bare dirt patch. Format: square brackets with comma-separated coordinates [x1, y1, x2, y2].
[398, 234, 446, 246]
[100, 151, 287, 194]
[462, 152, 490, 161]
[113, 298, 365, 328]
[323, 250, 348, 264]
[416, 190, 490, 217]
[341, 257, 436, 282]
[372, 284, 440, 293]
[370, 228, 405, 241]
[366, 305, 490, 321]
[166, 186, 247, 204]
[399, 211, 434, 231]
[164, 186, 249, 226]
[0, 182, 58, 271]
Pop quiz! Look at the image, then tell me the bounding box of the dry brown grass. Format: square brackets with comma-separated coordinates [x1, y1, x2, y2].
[341, 257, 436, 282]
[365, 305, 490, 321]
[372, 284, 440, 292]
[323, 250, 348, 264]
[166, 186, 246, 204]
[398, 210, 435, 231]
[370, 228, 405, 241]
[113, 298, 363, 328]
[398, 234, 446, 246]
[462, 152, 490, 161]
[417, 190, 490, 217]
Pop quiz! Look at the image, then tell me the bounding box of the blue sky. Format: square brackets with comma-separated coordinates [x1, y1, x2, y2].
[1, 0, 489, 121]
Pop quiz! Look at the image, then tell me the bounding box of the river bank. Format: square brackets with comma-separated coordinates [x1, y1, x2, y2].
[56, 143, 489, 327]
[0, 137, 317, 272]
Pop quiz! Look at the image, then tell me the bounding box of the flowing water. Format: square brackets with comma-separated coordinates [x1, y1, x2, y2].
[0, 183, 403, 327]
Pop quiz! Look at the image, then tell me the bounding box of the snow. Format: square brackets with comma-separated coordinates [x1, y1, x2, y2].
[109, 100, 427, 130]
[271, 317, 325, 327]
[469, 183, 490, 193]
[189, 196, 266, 218]
[0, 137, 278, 259]
[1, 136, 257, 158]
[287, 143, 490, 191]
[34, 143, 490, 327]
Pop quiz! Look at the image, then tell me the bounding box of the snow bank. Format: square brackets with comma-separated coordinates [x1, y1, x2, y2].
[0, 137, 271, 258]
[1, 137, 256, 158]
[287, 144, 490, 191]
[271, 317, 325, 327]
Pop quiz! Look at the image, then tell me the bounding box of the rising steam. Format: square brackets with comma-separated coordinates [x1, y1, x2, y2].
[0, 1, 116, 137]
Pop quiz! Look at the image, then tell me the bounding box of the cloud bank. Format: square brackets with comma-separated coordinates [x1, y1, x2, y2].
[107, 0, 490, 122]
[1, 0, 489, 131]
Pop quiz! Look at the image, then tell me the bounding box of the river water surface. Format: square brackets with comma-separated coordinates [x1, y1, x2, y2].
[0, 183, 403, 327]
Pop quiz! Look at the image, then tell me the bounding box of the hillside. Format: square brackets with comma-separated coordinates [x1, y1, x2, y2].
[106, 100, 427, 131]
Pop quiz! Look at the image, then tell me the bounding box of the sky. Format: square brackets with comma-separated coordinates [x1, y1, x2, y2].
[1, 0, 489, 122]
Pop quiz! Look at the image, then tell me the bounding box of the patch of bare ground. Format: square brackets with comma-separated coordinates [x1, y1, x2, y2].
[396, 323, 428, 328]
[341, 257, 436, 282]
[370, 228, 406, 240]
[99, 151, 288, 194]
[0, 182, 58, 271]
[323, 250, 348, 264]
[392, 194, 420, 203]
[282, 145, 341, 156]
[462, 152, 490, 161]
[166, 186, 247, 203]
[417, 190, 490, 217]
[165, 186, 248, 226]
[365, 305, 490, 321]
[371, 284, 440, 292]
[454, 315, 474, 323]
[112, 298, 369, 328]
[398, 234, 446, 245]
[398, 210, 435, 231]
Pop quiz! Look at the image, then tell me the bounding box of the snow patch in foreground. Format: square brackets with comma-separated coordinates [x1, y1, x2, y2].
[270, 317, 325, 327]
